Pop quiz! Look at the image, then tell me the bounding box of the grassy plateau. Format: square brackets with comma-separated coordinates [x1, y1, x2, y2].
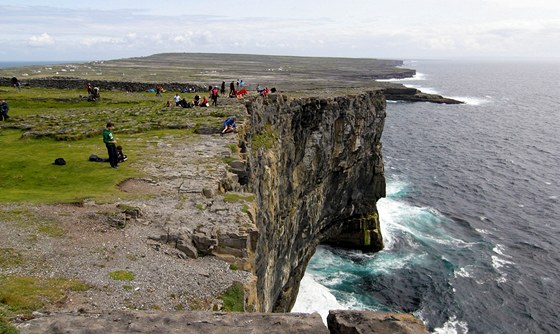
[0, 85, 242, 203]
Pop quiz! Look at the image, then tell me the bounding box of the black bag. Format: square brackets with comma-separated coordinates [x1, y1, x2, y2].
[89, 154, 108, 162]
[53, 158, 66, 165]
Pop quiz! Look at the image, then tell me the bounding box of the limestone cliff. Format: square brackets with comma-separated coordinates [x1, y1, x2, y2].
[243, 91, 387, 312]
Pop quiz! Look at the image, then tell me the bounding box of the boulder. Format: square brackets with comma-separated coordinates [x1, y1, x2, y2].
[327, 310, 429, 334]
[192, 229, 218, 255]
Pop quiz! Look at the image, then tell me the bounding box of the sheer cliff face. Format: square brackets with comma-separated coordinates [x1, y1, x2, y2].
[245, 91, 387, 312]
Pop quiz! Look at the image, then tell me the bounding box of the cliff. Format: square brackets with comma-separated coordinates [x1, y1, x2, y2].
[3, 78, 429, 332]
[243, 91, 387, 312]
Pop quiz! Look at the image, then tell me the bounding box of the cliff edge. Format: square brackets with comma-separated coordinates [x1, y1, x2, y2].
[242, 91, 387, 312]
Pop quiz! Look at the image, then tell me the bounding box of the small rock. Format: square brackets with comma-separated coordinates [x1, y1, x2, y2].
[202, 187, 214, 198]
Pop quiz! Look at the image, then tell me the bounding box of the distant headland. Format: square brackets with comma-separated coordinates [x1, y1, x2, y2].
[0, 53, 462, 104]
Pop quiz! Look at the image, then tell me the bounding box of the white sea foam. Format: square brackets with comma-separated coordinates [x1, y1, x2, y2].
[491, 255, 514, 270]
[475, 228, 490, 235]
[492, 244, 511, 258]
[492, 255, 515, 283]
[377, 72, 427, 82]
[409, 85, 440, 95]
[449, 96, 491, 106]
[365, 251, 418, 274]
[432, 315, 469, 334]
[292, 274, 344, 325]
[454, 267, 472, 278]
[379, 195, 472, 251]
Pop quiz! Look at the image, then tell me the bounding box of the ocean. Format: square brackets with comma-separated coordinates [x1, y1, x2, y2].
[0, 61, 84, 69]
[293, 60, 560, 333]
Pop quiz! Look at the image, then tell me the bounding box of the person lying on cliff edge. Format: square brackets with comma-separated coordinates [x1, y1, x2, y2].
[221, 117, 237, 136]
[102, 122, 119, 169]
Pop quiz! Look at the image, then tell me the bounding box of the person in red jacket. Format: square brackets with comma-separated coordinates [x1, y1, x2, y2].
[210, 86, 219, 106]
[200, 97, 209, 107]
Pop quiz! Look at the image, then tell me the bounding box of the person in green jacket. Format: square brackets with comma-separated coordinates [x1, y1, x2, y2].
[103, 122, 118, 168]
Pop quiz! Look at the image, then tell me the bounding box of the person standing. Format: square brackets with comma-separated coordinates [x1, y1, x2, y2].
[220, 81, 226, 95]
[210, 86, 219, 106]
[229, 81, 235, 96]
[103, 122, 119, 168]
[0, 100, 9, 121]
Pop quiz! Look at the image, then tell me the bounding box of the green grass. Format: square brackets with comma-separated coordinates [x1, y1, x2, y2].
[0, 208, 65, 239]
[218, 281, 244, 312]
[36, 224, 65, 237]
[109, 270, 135, 281]
[0, 129, 141, 203]
[0, 85, 246, 204]
[0, 275, 89, 326]
[222, 156, 237, 164]
[0, 249, 23, 269]
[251, 123, 278, 150]
[0, 318, 18, 334]
[223, 193, 255, 204]
[227, 143, 238, 153]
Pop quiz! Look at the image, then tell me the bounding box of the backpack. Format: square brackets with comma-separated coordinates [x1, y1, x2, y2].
[89, 154, 108, 162]
[53, 158, 66, 165]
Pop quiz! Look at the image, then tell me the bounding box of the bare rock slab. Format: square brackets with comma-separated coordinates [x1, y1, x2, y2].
[18, 310, 329, 334]
[327, 310, 429, 334]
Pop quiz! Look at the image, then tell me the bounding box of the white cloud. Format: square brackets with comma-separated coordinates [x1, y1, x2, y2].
[3, 2, 559, 61]
[28, 33, 54, 47]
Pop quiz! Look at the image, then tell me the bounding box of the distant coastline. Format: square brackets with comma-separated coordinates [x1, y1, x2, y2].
[0, 61, 87, 69]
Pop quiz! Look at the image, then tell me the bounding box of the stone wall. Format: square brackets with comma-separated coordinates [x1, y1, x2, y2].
[0, 77, 206, 92]
[243, 91, 387, 313]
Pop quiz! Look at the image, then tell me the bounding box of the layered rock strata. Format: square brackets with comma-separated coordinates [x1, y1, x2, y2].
[243, 91, 387, 312]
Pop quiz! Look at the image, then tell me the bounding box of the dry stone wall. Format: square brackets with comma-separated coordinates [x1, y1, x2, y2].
[0, 77, 206, 92]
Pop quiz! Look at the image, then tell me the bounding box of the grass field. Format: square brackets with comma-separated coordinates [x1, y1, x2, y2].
[0, 85, 242, 203]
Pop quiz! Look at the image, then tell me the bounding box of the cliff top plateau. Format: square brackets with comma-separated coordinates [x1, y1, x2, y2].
[0, 53, 431, 333]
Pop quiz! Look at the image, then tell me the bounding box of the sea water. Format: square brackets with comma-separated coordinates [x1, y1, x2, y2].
[293, 60, 560, 333]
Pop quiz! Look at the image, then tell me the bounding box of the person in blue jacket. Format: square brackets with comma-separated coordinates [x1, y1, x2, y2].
[222, 117, 237, 135]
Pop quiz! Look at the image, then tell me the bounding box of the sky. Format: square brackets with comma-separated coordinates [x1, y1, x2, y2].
[1, 0, 559, 62]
